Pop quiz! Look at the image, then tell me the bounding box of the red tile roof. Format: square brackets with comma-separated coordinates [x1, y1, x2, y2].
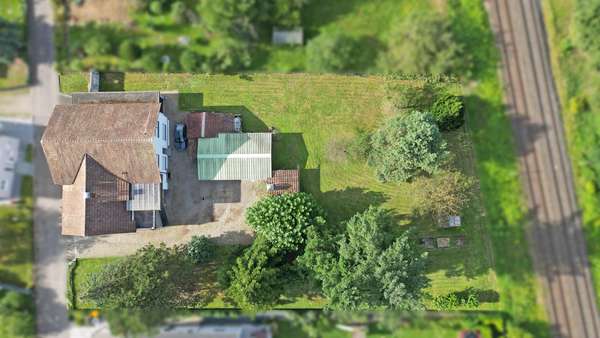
[186, 112, 236, 139]
[267, 170, 300, 195]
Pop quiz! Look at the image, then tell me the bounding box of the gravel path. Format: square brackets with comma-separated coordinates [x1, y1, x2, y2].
[486, 1, 600, 337]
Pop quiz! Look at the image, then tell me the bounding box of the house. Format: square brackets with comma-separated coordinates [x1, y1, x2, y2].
[89, 323, 272, 338]
[0, 135, 20, 203]
[41, 91, 170, 236]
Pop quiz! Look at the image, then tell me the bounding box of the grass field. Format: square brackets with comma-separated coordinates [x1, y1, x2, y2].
[0, 176, 34, 288]
[541, 0, 600, 308]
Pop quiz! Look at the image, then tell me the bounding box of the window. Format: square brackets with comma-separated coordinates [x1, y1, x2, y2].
[156, 154, 160, 167]
[156, 122, 159, 138]
[161, 155, 168, 170]
[0, 180, 5, 190]
[162, 124, 167, 141]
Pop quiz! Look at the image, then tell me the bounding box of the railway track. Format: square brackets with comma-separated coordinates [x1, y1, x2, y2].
[486, 0, 600, 337]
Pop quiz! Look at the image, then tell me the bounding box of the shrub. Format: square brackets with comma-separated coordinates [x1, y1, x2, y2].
[180, 50, 203, 72]
[346, 128, 372, 161]
[575, 0, 600, 65]
[246, 192, 326, 252]
[432, 288, 480, 310]
[0, 291, 35, 338]
[203, 39, 252, 73]
[140, 50, 162, 72]
[431, 93, 464, 131]
[118, 41, 141, 62]
[170, 1, 187, 24]
[84, 34, 112, 56]
[149, 0, 164, 14]
[368, 111, 448, 182]
[306, 31, 358, 72]
[187, 235, 216, 264]
[380, 12, 466, 75]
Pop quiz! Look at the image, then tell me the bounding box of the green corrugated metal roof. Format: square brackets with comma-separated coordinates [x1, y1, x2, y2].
[197, 133, 272, 180]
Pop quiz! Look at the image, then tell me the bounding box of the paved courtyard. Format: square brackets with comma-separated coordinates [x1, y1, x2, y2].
[64, 92, 265, 259]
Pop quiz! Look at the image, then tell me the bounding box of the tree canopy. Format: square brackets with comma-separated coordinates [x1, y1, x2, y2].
[410, 170, 475, 218]
[105, 308, 168, 338]
[301, 206, 429, 310]
[246, 192, 326, 252]
[306, 31, 358, 72]
[575, 0, 600, 65]
[380, 12, 466, 75]
[0, 18, 22, 67]
[368, 111, 448, 182]
[0, 291, 35, 338]
[82, 244, 194, 308]
[225, 237, 283, 310]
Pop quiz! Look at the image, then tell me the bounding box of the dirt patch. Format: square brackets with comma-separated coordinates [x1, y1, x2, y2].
[69, 0, 133, 24]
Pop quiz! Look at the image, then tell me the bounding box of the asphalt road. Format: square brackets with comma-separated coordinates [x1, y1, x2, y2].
[486, 1, 600, 337]
[28, 0, 70, 337]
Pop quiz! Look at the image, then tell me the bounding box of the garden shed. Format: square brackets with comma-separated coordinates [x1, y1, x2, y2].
[272, 28, 304, 45]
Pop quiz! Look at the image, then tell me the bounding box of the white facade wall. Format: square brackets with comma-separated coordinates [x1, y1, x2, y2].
[153, 112, 169, 190]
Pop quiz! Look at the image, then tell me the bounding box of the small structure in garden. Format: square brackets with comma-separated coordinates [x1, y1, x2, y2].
[437, 237, 451, 248]
[272, 28, 304, 45]
[439, 215, 461, 228]
[420, 237, 435, 249]
[266, 169, 300, 196]
[456, 236, 466, 247]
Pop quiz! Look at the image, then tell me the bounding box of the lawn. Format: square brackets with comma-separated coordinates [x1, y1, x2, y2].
[0, 175, 34, 288]
[541, 0, 600, 308]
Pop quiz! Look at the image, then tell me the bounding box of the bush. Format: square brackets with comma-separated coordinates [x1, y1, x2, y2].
[346, 128, 371, 161]
[0, 291, 35, 338]
[432, 288, 480, 310]
[431, 93, 464, 131]
[149, 0, 164, 14]
[180, 50, 203, 73]
[216, 245, 245, 289]
[246, 192, 326, 252]
[187, 235, 216, 264]
[380, 12, 466, 75]
[170, 1, 187, 24]
[368, 111, 448, 182]
[140, 50, 162, 72]
[203, 39, 252, 73]
[84, 34, 112, 56]
[118, 41, 141, 62]
[575, 0, 600, 65]
[306, 31, 358, 72]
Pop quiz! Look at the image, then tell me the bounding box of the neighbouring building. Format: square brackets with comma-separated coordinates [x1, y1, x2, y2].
[41, 92, 170, 236]
[0, 135, 20, 203]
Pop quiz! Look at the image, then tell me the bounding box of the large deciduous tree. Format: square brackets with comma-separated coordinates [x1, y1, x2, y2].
[410, 170, 475, 218]
[82, 244, 194, 308]
[246, 192, 326, 252]
[306, 31, 358, 72]
[380, 12, 466, 75]
[368, 111, 448, 182]
[301, 206, 429, 310]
